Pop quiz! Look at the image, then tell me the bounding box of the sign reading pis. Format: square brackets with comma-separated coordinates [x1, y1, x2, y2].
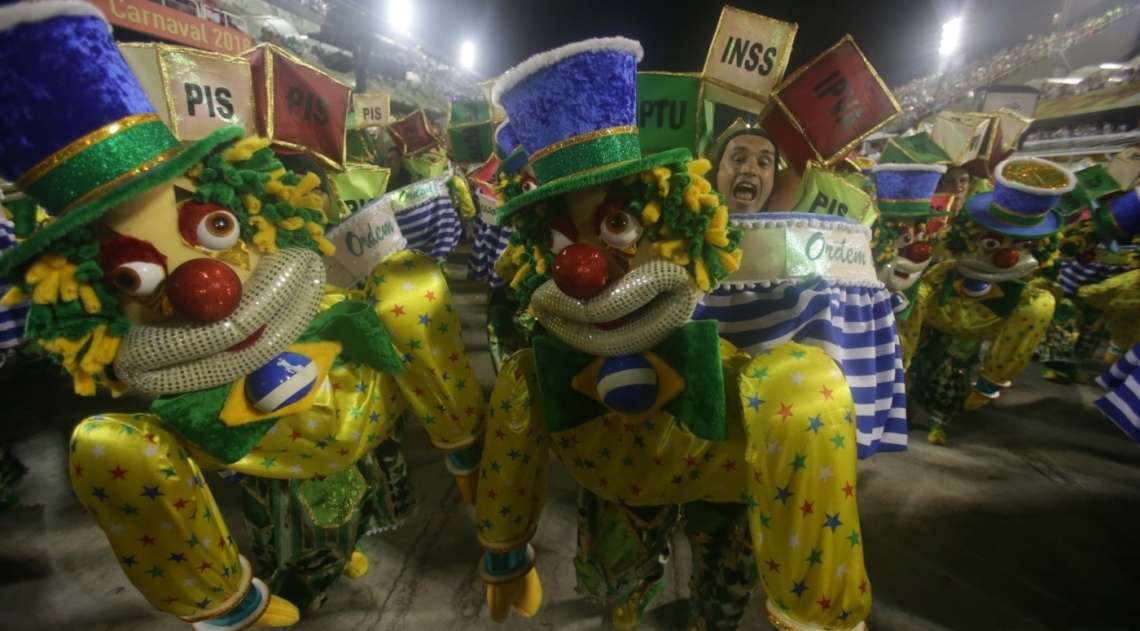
[353, 93, 390, 129]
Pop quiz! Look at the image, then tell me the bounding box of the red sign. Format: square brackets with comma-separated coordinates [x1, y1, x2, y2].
[87, 0, 252, 56]
[245, 44, 351, 169]
[388, 109, 443, 156]
[762, 37, 900, 173]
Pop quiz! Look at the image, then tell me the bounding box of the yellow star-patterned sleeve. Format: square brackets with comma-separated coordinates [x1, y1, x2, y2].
[739, 345, 870, 630]
[897, 280, 933, 371]
[475, 349, 548, 552]
[1079, 268, 1140, 351]
[364, 250, 485, 452]
[922, 262, 1056, 384]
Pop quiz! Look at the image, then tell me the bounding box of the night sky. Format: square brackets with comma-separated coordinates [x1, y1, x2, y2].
[395, 0, 1121, 87]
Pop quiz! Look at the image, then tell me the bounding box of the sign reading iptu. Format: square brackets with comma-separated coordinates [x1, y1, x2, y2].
[701, 6, 797, 113]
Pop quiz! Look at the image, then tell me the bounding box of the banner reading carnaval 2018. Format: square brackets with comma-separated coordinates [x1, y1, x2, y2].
[86, 0, 252, 56]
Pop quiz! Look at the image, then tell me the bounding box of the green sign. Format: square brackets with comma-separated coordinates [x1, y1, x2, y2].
[1060, 165, 1121, 216]
[791, 163, 876, 226]
[449, 100, 491, 125]
[448, 123, 495, 164]
[879, 132, 951, 165]
[636, 73, 714, 156]
[329, 165, 391, 219]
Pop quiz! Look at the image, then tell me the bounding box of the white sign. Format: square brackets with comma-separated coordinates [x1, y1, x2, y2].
[353, 93, 391, 129]
[323, 202, 407, 288]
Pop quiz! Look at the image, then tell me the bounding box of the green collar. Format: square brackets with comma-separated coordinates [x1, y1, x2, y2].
[151, 300, 404, 464]
[533, 320, 728, 441]
[896, 282, 922, 321]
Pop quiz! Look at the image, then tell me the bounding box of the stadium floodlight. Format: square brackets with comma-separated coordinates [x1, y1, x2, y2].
[388, 0, 412, 34]
[939, 17, 962, 57]
[460, 41, 476, 70]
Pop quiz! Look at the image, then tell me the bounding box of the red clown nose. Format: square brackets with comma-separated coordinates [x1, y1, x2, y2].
[553, 243, 609, 300]
[166, 259, 243, 322]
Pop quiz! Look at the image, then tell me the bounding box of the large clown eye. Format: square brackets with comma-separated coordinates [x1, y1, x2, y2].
[595, 201, 642, 249]
[179, 201, 240, 252]
[520, 174, 538, 193]
[980, 233, 1003, 253]
[547, 214, 579, 255]
[112, 262, 165, 297]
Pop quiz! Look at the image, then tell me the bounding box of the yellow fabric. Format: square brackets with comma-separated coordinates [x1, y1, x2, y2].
[219, 341, 342, 426]
[918, 262, 1056, 384]
[897, 282, 932, 371]
[476, 341, 870, 629]
[68, 250, 484, 619]
[1078, 268, 1140, 351]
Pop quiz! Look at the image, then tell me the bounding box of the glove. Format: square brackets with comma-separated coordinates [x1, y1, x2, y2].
[481, 546, 542, 622]
[445, 439, 483, 505]
[487, 567, 542, 622]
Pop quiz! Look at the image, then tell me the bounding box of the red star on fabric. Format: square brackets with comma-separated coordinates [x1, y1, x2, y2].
[138, 534, 156, 546]
[173, 498, 190, 510]
[602, 418, 613, 428]
[684, 455, 698, 467]
[424, 291, 437, 302]
[842, 482, 855, 498]
[390, 305, 406, 317]
[817, 595, 832, 611]
[144, 432, 157, 443]
[218, 538, 227, 548]
[289, 431, 303, 441]
[465, 407, 475, 417]
[109, 466, 129, 480]
[777, 403, 794, 420]
[630, 484, 642, 496]
[622, 422, 636, 433]
[599, 477, 608, 487]
[819, 385, 834, 400]
[494, 429, 505, 439]
[332, 382, 341, 391]
[723, 459, 737, 472]
[517, 487, 526, 497]
[754, 471, 763, 483]
[799, 500, 814, 517]
[448, 352, 460, 363]
[486, 489, 498, 499]
[413, 387, 425, 397]
[163, 596, 179, 606]
[858, 580, 868, 595]
[74, 463, 84, 477]
[338, 449, 350, 456]
[765, 558, 781, 573]
[428, 367, 437, 376]
[196, 562, 213, 573]
[652, 457, 664, 466]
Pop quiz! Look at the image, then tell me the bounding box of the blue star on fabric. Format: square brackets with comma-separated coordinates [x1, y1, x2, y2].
[499, 504, 512, 517]
[775, 486, 793, 504]
[824, 512, 843, 533]
[168, 553, 186, 564]
[121, 555, 138, 568]
[196, 597, 211, 609]
[791, 579, 809, 597]
[92, 487, 108, 502]
[807, 415, 823, 434]
[747, 394, 764, 410]
[845, 410, 854, 425]
[140, 486, 163, 500]
[418, 314, 431, 325]
[838, 609, 851, 621]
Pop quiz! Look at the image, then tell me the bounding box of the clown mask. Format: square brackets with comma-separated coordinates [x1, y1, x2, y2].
[877, 219, 934, 292]
[953, 232, 1040, 284]
[99, 140, 334, 395]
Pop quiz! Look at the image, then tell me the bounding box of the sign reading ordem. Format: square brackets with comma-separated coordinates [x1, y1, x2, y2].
[87, 0, 252, 56]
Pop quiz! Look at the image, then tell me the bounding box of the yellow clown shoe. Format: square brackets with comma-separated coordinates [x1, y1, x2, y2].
[612, 576, 664, 630]
[192, 578, 299, 630]
[927, 421, 948, 445]
[252, 596, 300, 627]
[345, 549, 369, 578]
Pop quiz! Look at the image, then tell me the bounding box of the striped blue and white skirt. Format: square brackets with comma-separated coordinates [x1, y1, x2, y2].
[1095, 344, 1140, 445]
[391, 180, 463, 261]
[0, 218, 28, 351]
[691, 213, 907, 459]
[467, 214, 513, 288]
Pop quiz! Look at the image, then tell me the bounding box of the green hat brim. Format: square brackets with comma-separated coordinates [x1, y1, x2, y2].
[0, 125, 245, 279]
[495, 148, 693, 225]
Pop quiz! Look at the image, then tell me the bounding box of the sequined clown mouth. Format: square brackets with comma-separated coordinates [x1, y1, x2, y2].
[878, 255, 931, 293]
[113, 248, 327, 394]
[954, 254, 1038, 285]
[530, 259, 699, 356]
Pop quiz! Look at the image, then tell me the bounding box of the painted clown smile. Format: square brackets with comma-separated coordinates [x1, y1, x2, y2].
[877, 255, 931, 293]
[954, 254, 1038, 284]
[113, 248, 326, 394]
[530, 260, 699, 356]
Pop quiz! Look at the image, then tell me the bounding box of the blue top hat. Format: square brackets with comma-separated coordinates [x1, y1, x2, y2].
[0, 1, 242, 278]
[490, 37, 690, 223]
[494, 120, 529, 173]
[871, 163, 947, 218]
[1093, 187, 1140, 242]
[964, 157, 1076, 238]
